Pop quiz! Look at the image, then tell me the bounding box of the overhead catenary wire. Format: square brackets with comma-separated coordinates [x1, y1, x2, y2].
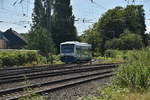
[0, 0, 32, 19]
[1, 0, 150, 33]
[89, 0, 107, 10]
[12, 0, 20, 6]
[92, 2, 107, 10]
[13, 0, 34, 6]
[13, 0, 26, 6]
[3, 0, 98, 24]
[73, 0, 105, 25]
[0, 8, 31, 19]
[12, 0, 33, 17]
[0, 20, 32, 29]
[124, 0, 150, 5]
[0, 21, 30, 28]
[0, 0, 32, 25]
[0, 20, 32, 24]
[75, 17, 94, 23]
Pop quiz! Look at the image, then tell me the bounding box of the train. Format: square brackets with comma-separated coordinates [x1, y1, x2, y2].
[60, 41, 92, 63]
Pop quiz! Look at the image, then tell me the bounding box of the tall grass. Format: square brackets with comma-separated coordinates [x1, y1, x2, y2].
[114, 48, 150, 91]
[79, 47, 150, 100]
[99, 85, 150, 100]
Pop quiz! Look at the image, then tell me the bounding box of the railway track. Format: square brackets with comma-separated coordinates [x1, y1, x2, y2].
[0, 64, 74, 77]
[0, 64, 116, 84]
[0, 63, 118, 79]
[0, 63, 119, 100]
[0, 61, 92, 72]
[0, 62, 94, 77]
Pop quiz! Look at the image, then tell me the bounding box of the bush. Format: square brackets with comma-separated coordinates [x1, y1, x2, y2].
[119, 33, 143, 50]
[105, 33, 143, 50]
[114, 64, 150, 90]
[104, 49, 123, 58]
[46, 54, 64, 64]
[0, 50, 47, 67]
[105, 38, 121, 50]
[114, 48, 150, 90]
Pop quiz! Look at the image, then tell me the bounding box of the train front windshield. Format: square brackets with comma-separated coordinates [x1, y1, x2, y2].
[61, 44, 74, 53]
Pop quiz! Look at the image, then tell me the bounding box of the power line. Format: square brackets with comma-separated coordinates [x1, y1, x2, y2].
[13, 0, 25, 6]
[13, 0, 34, 6]
[12, 0, 33, 17]
[92, 2, 107, 10]
[12, 0, 19, 6]
[89, 0, 107, 10]
[0, 0, 33, 18]
[0, 20, 31, 24]
[0, 8, 31, 19]
[0, 20, 32, 29]
[75, 17, 95, 23]
[0, 21, 31, 29]
[19, 0, 25, 4]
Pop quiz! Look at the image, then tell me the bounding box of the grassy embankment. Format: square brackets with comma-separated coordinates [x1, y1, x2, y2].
[80, 47, 150, 100]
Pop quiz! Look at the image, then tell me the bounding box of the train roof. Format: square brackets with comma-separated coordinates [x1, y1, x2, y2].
[60, 41, 91, 47]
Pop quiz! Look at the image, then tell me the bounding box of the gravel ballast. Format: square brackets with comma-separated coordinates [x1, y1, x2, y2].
[0, 69, 113, 90]
[43, 77, 112, 100]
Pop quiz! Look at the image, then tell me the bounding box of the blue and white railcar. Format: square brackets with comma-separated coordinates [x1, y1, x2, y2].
[60, 41, 92, 63]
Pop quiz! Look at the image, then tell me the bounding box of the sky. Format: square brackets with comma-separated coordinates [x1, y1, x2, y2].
[0, 0, 150, 35]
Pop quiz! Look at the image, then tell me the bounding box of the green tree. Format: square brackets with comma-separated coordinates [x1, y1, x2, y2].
[124, 5, 146, 45]
[28, 27, 54, 54]
[80, 5, 146, 55]
[100, 7, 126, 39]
[30, 0, 54, 55]
[105, 33, 143, 50]
[52, 0, 77, 50]
[32, 0, 45, 28]
[82, 7, 126, 55]
[80, 25, 102, 56]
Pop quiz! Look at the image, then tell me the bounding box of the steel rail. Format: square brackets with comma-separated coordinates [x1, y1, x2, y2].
[0, 64, 74, 76]
[0, 64, 116, 84]
[0, 69, 113, 100]
[0, 63, 118, 77]
[0, 64, 66, 71]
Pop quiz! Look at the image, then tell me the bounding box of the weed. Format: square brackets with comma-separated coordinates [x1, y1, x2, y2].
[18, 77, 45, 100]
